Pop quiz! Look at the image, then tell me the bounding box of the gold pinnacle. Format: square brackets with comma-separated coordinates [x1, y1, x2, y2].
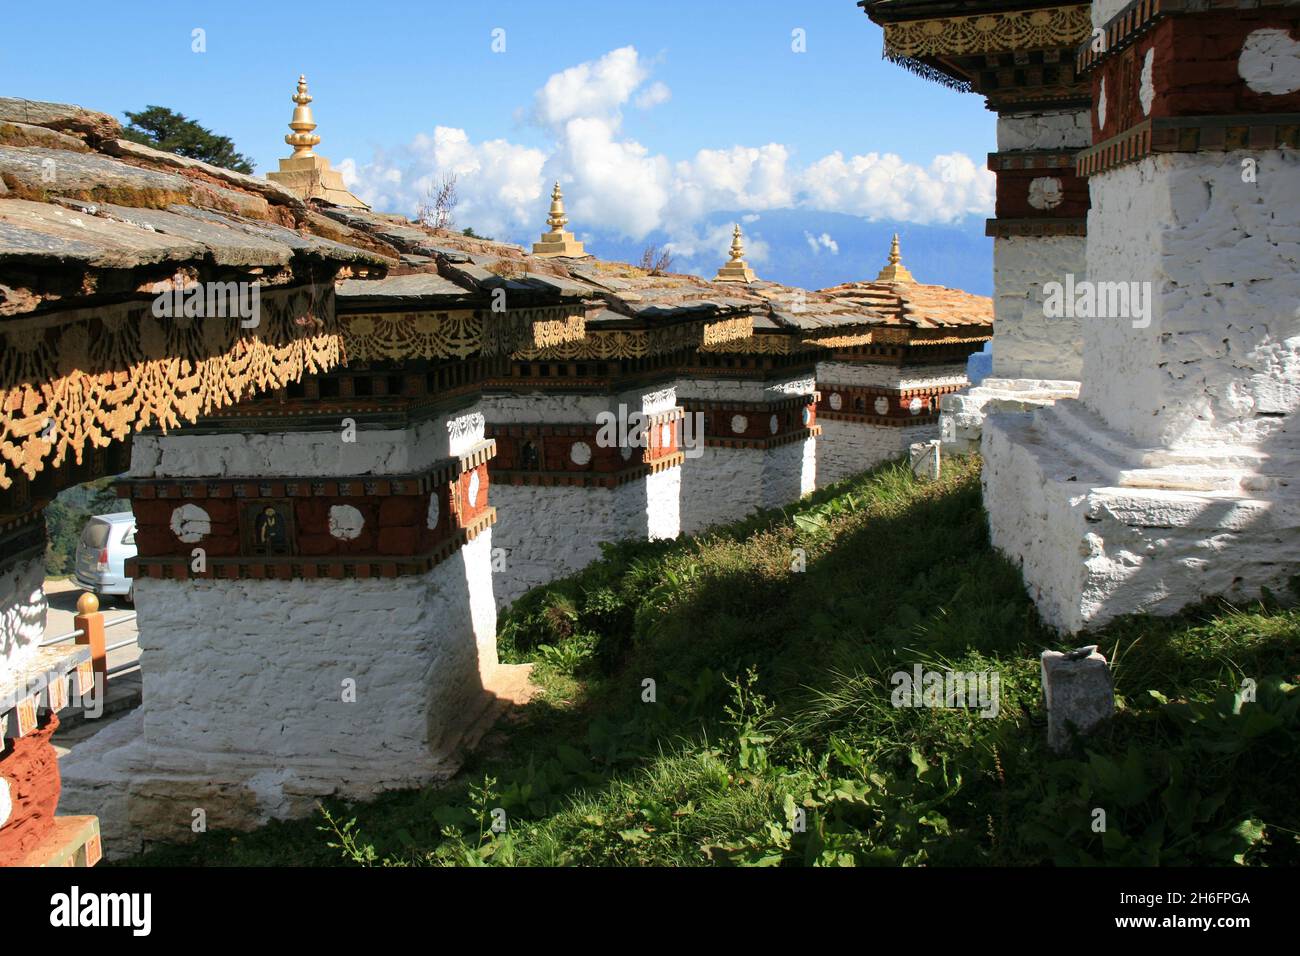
[729, 223, 746, 261]
[715, 223, 756, 283]
[875, 232, 915, 283]
[547, 182, 569, 231]
[285, 74, 321, 158]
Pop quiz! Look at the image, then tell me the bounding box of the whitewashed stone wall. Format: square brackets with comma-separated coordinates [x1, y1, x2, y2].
[676, 376, 816, 403]
[992, 236, 1087, 381]
[0, 555, 46, 686]
[816, 361, 969, 391]
[817, 419, 938, 486]
[680, 445, 765, 535]
[60, 531, 497, 855]
[983, 409, 1300, 633]
[1080, 151, 1300, 451]
[677, 374, 818, 535]
[1093, 0, 1129, 27]
[490, 467, 681, 608]
[60, 410, 501, 855]
[482, 385, 683, 609]
[997, 110, 1092, 152]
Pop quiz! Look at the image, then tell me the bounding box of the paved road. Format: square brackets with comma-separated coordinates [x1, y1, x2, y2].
[42, 577, 141, 674]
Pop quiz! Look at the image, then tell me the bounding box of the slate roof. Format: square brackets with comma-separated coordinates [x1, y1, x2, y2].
[0, 95, 992, 344]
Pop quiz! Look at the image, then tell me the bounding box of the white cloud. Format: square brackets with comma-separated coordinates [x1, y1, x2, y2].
[804, 231, 839, 255]
[340, 46, 994, 248]
[635, 81, 672, 110]
[534, 45, 649, 127]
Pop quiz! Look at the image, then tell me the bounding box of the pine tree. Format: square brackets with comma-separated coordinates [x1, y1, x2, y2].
[122, 106, 255, 173]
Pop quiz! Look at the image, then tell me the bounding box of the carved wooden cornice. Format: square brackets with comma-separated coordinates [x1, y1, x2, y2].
[0, 283, 341, 493]
[880, 4, 1093, 59]
[341, 304, 586, 362]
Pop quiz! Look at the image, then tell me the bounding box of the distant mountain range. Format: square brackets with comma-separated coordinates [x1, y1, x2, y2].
[535, 209, 993, 297]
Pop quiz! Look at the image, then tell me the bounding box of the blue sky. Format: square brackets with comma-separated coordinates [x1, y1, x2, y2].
[1, 0, 998, 276]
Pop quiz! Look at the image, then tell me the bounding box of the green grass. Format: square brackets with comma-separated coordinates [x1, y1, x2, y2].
[122, 456, 1300, 867]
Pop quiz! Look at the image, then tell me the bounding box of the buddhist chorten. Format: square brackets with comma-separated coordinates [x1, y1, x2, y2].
[266, 75, 368, 209]
[875, 234, 915, 284]
[531, 182, 588, 258]
[713, 224, 757, 283]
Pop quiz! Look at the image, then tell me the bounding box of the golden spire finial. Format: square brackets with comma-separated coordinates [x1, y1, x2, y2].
[875, 232, 915, 283]
[729, 223, 746, 261]
[285, 73, 321, 158]
[715, 223, 757, 283]
[533, 180, 588, 258]
[547, 181, 568, 231]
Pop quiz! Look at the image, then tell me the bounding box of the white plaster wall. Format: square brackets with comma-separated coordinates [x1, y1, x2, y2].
[679, 446, 765, 535]
[676, 375, 817, 403]
[984, 411, 1300, 633]
[130, 406, 487, 478]
[1093, 0, 1129, 28]
[817, 419, 937, 486]
[626, 466, 683, 543]
[480, 384, 678, 426]
[997, 109, 1092, 151]
[0, 556, 46, 686]
[993, 235, 1087, 380]
[816, 361, 969, 391]
[1082, 151, 1300, 452]
[763, 436, 817, 508]
[490, 471, 682, 608]
[59, 531, 499, 852]
[135, 532, 495, 763]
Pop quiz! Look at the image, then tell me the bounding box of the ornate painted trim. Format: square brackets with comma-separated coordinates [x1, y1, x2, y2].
[1077, 115, 1300, 175]
[986, 217, 1089, 237]
[490, 453, 686, 489]
[341, 304, 586, 362]
[0, 283, 340, 492]
[129, 508, 497, 582]
[123, 444, 496, 580]
[817, 382, 963, 425]
[882, 5, 1092, 59]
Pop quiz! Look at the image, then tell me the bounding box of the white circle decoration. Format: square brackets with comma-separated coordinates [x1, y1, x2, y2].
[0, 776, 12, 830]
[909, 397, 924, 415]
[829, 393, 842, 411]
[426, 492, 440, 529]
[874, 396, 890, 416]
[1027, 177, 1063, 210]
[730, 414, 748, 434]
[1139, 47, 1156, 115]
[769, 414, 780, 435]
[1238, 29, 1300, 95]
[1097, 77, 1108, 130]
[468, 470, 482, 507]
[169, 504, 210, 543]
[328, 505, 365, 541]
[661, 423, 673, 447]
[570, 441, 592, 466]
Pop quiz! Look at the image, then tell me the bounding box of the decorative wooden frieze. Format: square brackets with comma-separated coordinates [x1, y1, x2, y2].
[987, 150, 1090, 232]
[488, 408, 686, 487]
[0, 282, 341, 492]
[1077, 6, 1300, 174]
[513, 315, 750, 362]
[340, 304, 586, 362]
[817, 382, 964, 426]
[699, 330, 822, 356]
[121, 443, 496, 580]
[881, 5, 1093, 59]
